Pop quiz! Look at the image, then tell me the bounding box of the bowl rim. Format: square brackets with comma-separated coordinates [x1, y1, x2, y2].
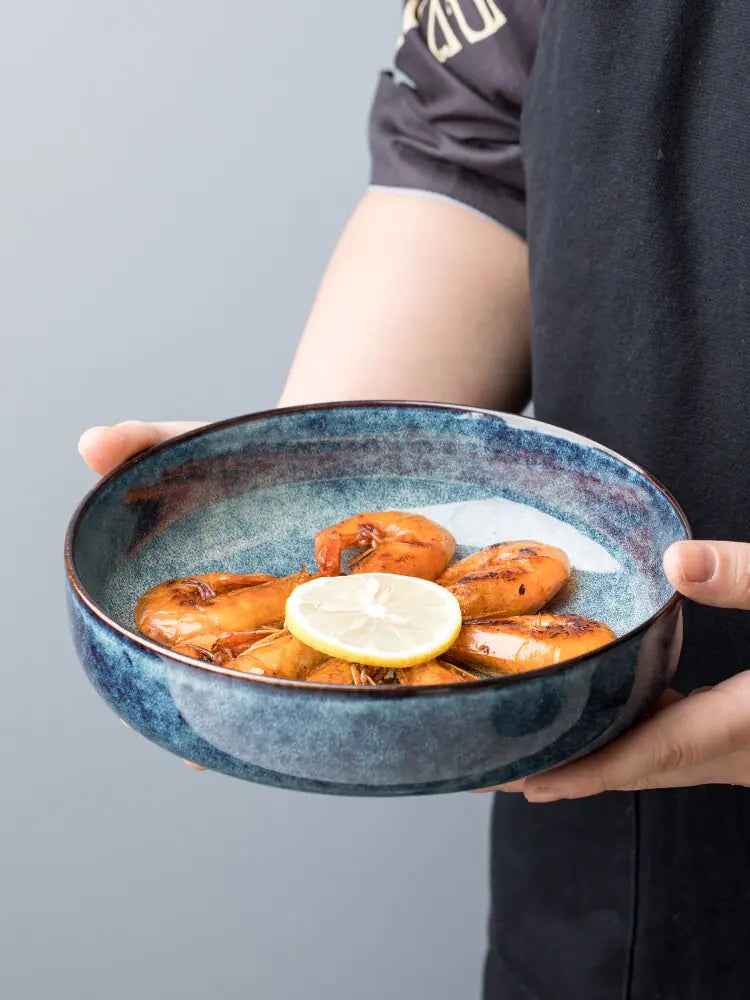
[64, 400, 692, 696]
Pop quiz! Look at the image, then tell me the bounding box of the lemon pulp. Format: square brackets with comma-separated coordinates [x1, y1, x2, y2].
[284, 573, 462, 668]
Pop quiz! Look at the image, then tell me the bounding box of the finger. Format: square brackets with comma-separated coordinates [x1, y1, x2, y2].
[78, 420, 205, 476]
[600, 749, 750, 791]
[664, 540, 750, 610]
[523, 672, 750, 800]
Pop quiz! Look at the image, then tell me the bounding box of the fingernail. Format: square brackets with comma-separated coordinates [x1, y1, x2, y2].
[680, 543, 717, 584]
[524, 786, 563, 803]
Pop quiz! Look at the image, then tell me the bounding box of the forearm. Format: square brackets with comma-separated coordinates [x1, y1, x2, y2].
[278, 189, 531, 412]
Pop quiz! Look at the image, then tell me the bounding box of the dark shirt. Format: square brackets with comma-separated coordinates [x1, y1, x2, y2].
[370, 5, 750, 999]
[370, 0, 540, 238]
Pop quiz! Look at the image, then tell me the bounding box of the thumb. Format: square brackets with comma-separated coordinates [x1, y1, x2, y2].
[78, 420, 205, 477]
[664, 540, 750, 610]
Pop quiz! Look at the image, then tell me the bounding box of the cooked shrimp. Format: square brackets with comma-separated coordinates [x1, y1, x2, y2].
[448, 614, 616, 675]
[305, 658, 475, 686]
[134, 571, 315, 651]
[305, 660, 385, 685]
[215, 628, 328, 680]
[314, 511, 455, 580]
[397, 661, 476, 686]
[438, 541, 570, 619]
[170, 641, 217, 662]
[208, 629, 278, 661]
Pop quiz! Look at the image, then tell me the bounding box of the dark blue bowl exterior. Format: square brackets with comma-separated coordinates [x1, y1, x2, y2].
[66, 404, 689, 796]
[68, 582, 681, 795]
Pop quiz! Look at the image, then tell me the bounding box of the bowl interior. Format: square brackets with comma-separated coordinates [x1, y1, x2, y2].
[70, 405, 689, 654]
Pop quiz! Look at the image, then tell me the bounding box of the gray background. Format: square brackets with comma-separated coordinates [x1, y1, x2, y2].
[2, 4, 492, 998]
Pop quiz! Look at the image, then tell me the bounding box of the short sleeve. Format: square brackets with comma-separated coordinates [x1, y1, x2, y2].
[369, 1, 543, 238]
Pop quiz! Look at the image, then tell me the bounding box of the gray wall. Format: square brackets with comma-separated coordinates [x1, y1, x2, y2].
[2, 4, 492, 999]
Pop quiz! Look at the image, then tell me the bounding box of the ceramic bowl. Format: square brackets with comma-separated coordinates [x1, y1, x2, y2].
[65, 403, 690, 796]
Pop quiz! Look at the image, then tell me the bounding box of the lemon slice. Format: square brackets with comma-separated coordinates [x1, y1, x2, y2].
[284, 573, 462, 668]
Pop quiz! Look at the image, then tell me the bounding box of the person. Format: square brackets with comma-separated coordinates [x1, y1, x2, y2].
[78, 4, 750, 998]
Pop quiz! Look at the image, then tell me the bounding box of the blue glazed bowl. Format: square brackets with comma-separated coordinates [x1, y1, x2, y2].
[65, 403, 690, 796]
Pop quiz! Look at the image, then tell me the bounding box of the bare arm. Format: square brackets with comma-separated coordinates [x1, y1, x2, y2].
[279, 188, 530, 412]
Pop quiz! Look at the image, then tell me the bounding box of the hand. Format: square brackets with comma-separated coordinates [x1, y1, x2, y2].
[479, 540, 750, 801]
[81, 420, 208, 771]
